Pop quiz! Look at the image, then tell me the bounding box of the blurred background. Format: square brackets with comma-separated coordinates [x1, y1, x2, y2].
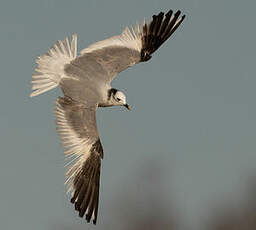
[1, 0, 256, 229]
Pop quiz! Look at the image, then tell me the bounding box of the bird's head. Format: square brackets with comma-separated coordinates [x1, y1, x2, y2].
[112, 90, 131, 110]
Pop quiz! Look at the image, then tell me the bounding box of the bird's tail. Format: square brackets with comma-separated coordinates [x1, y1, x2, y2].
[30, 34, 77, 97]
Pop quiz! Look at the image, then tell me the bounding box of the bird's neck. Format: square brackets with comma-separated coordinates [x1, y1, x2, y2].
[98, 88, 117, 107]
[107, 88, 117, 100]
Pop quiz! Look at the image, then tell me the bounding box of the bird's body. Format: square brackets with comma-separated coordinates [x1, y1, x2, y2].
[31, 9, 185, 224]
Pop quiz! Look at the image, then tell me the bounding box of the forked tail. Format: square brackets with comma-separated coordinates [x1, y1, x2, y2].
[30, 34, 77, 97]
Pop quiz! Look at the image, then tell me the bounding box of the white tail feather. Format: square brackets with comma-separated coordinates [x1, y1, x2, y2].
[30, 34, 77, 97]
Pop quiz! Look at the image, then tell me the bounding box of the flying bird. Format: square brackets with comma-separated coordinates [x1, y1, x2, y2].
[30, 9, 185, 224]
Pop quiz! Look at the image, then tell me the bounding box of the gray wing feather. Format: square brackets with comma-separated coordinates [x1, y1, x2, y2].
[57, 96, 98, 138]
[63, 26, 142, 85]
[55, 96, 103, 224]
[70, 46, 141, 83]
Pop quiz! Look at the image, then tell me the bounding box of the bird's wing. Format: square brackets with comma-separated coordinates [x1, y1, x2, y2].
[55, 96, 103, 224]
[71, 9, 185, 83]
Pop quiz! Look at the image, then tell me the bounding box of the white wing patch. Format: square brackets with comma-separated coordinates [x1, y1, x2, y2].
[80, 23, 142, 55]
[55, 100, 93, 193]
[30, 34, 78, 97]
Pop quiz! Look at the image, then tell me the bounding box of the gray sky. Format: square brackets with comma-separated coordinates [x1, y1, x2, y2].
[1, 0, 256, 229]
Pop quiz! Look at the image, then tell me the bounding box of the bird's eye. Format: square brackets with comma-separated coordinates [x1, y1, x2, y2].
[117, 98, 121, 101]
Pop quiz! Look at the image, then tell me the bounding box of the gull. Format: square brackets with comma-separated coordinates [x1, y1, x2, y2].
[30, 9, 185, 224]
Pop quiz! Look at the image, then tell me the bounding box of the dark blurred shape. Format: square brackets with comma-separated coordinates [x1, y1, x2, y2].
[208, 176, 256, 230]
[51, 160, 256, 230]
[111, 158, 178, 230]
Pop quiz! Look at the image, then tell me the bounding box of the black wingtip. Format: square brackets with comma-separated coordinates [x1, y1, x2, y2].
[140, 9, 186, 62]
[79, 211, 84, 218]
[75, 202, 81, 211]
[175, 10, 181, 16]
[70, 197, 76, 203]
[166, 9, 173, 16]
[86, 214, 90, 222]
[69, 141, 102, 224]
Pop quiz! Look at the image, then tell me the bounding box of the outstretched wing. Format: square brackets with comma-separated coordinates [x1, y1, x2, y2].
[70, 9, 185, 83]
[55, 96, 103, 224]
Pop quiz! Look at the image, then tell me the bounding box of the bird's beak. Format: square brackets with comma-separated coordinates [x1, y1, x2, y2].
[124, 104, 131, 110]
